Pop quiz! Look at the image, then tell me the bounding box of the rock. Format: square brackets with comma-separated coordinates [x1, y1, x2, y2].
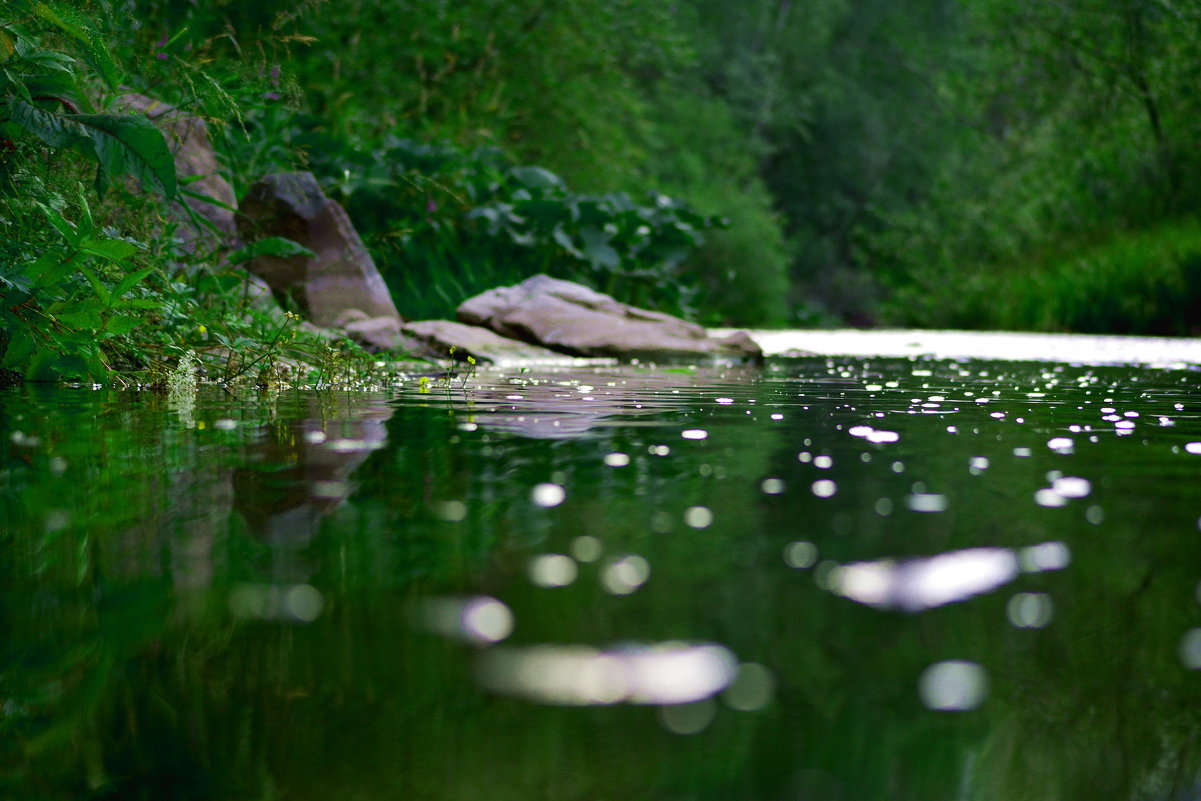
[457, 274, 763, 362]
[333, 311, 423, 355]
[400, 319, 571, 365]
[237, 172, 402, 328]
[113, 93, 238, 259]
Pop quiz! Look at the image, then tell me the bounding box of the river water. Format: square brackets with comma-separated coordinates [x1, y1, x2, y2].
[4, 334, 1201, 800]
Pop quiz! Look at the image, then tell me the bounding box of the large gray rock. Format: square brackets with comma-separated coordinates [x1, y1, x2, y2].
[237, 172, 402, 327]
[401, 319, 571, 365]
[330, 311, 568, 364]
[457, 274, 763, 362]
[114, 93, 238, 258]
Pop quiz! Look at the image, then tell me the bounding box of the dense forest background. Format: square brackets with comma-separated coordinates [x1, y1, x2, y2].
[146, 0, 1197, 332]
[4, 0, 1201, 379]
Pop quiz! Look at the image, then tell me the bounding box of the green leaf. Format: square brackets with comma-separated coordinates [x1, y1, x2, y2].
[227, 236, 315, 266]
[76, 264, 110, 306]
[509, 166, 564, 192]
[79, 238, 138, 262]
[0, 29, 14, 64]
[37, 202, 78, 245]
[5, 99, 87, 148]
[33, 2, 121, 89]
[56, 309, 102, 329]
[20, 73, 84, 110]
[102, 314, 143, 335]
[580, 226, 620, 270]
[70, 113, 176, 198]
[0, 326, 36, 369]
[76, 187, 94, 239]
[111, 266, 155, 299]
[27, 252, 76, 291]
[113, 298, 160, 310]
[1, 68, 33, 102]
[180, 185, 237, 212]
[14, 39, 75, 73]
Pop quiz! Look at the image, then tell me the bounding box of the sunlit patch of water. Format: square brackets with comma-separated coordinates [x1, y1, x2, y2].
[828, 548, 1019, 612]
[418, 596, 514, 645]
[684, 506, 714, 529]
[570, 535, 603, 562]
[475, 642, 739, 706]
[531, 482, 566, 507]
[601, 554, 651, 595]
[920, 661, 988, 711]
[528, 554, 578, 587]
[229, 583, 324, 623]
[784, 541, 818, 568]
[1007, 592, 1054, 628]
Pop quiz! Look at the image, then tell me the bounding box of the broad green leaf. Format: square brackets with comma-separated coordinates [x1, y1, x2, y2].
[79, 238, 138, 262]
[509, 166, 564, 192]
[14, 41, 75, 72]
[180, 186, 237, 212]
[1, 68, 33, 101]
[5, 99, 86, 148]
[33, 3, 121, 89]
[56, 308, 102, 329]
[70, 113, 176, 198]
[102, 314, 143, 335]
[0, 30, 16, 63]
[0, 326, 36, 369]
[76, 264, 110, 306]
[111, 266, 155, 299]
[580, 226, 621, 270]
[76, 187, 94, 239]
[227, 236, 315, 266]
[113, 298, 160, 310]
[515, 198, 569, 228]
[552, 226, 582, 258]
[20, 73, 83, 110]
[28, 252, 77, 291]
[37, 202, 78, 244]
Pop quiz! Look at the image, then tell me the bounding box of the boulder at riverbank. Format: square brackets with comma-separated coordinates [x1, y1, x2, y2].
[457, 275, 762, 362]
[237, 172, 402, 328]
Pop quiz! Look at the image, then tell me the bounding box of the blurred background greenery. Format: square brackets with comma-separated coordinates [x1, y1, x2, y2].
[4, 0, 1201, 381]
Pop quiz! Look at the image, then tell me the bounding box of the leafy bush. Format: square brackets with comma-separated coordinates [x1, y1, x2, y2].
[883, 218, 1201, 335]
[313, 136, 719, 321]
[0, 3, 178, 379]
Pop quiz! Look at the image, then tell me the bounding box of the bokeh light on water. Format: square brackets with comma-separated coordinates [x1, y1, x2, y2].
[6, 352, 1201, 799]
[475, 642, 738, 706]
[919, 661, 989, 711]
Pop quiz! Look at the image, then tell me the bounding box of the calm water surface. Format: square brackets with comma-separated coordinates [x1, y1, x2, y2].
[4, 353, 1201, 800]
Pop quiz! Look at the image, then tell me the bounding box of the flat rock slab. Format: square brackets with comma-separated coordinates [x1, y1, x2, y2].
[401, 320, 574, 365]
[457, 274, 762, 362]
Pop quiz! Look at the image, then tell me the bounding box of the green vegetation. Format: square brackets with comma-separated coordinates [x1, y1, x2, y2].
[4, 0, 1201, 382]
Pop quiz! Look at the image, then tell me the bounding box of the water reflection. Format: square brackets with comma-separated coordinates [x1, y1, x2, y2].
[5, 353, 1201, 800]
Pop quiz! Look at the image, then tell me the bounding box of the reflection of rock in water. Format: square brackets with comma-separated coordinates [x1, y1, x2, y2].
[426, 365, 765, 439]
[231, 397, 393, 581]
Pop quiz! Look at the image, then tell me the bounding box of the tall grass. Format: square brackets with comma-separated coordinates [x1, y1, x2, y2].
[883, 218, 1201, 335]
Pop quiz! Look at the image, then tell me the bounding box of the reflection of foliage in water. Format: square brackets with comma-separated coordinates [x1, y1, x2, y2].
[4, 360, 1201, 799]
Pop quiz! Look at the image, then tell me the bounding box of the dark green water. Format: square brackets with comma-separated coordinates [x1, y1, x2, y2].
[4, 356, 1201, 800]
